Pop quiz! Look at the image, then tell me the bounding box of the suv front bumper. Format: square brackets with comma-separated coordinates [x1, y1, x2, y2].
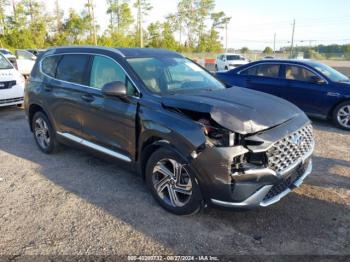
[210, 159, 312, 208]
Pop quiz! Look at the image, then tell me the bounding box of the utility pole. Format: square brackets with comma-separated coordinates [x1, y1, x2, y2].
[273, 33, 276, 55]
[225, 22, 228, 53]
[55, 0, 61, 33]
[137, 1, 143, 48]
[290, 19, 295, 58]
[87, 0, 97, 45]
[11, 0, 16, 22]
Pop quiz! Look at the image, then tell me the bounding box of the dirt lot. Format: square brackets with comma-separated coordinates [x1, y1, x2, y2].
[0, 106, 349, 257]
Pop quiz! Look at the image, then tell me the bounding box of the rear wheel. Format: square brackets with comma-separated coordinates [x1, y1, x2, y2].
[32, 112, 59, 153]
[145, 147, 203, 215]
[215, 64, 218, 71]
[333, 101, 350, 130]
[224, 66, 228, 71]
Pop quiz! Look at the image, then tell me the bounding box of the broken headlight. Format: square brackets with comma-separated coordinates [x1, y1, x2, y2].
[199, 119, 235, 147]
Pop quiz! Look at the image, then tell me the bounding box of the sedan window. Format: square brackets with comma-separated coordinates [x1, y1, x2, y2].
[285, 65, 317, 82]
[241, 64, 280, 78]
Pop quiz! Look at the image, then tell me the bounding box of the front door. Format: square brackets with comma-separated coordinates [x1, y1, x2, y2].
[79, 54, 139, 161]
[281, 64, 332, 115]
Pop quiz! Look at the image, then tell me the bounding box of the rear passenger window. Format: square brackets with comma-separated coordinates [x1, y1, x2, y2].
[241, 64, 280, 78]
[56, 55, 90, 85]
[42, 56, 61, 77]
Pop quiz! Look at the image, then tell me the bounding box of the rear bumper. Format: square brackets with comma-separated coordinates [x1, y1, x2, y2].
[210, 159, 312, 208]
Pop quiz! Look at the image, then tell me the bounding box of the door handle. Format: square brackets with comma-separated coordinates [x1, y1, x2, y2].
[81, 94, 94, 103]
[327, 92, 341, 97]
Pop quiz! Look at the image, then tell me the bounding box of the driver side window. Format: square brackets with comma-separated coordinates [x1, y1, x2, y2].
[90, 55, 137, 95]
[285, 65, 317, 82]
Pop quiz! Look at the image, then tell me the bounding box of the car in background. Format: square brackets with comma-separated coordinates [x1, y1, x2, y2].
[216, 59, 350, 130]
[26, 49, 46, 57]
[215, 53, 249, 71]
[0, 53, 25, 107]
[15, 49, 37, 76]
[0, 48, 18, 68]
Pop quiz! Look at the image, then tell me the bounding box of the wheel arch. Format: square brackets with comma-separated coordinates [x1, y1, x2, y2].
[327, 98, 350, 119]
[139, 136, 189, 179]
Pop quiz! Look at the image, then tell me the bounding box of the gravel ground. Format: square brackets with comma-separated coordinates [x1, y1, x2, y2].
[0, 106, 349, 257]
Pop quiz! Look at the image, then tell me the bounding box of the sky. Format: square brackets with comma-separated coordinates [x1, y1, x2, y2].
[45, 0, 350, 50]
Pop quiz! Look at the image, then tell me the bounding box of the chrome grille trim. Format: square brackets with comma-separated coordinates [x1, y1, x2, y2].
[266, 124, 314, 174]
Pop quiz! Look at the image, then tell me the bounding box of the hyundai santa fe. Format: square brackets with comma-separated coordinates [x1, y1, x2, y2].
[25, 47, 314, 215]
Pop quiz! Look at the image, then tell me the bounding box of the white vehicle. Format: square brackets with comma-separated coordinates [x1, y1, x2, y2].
[215, 53, 249, 71]
[0, 48, 17, 68]
[15, 49, 37, 76]
[0, 53, 25, 107]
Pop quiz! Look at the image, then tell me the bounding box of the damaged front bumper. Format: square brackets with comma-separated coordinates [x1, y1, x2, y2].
[191, 119, 314, 209]
[211, 158, 312, 208]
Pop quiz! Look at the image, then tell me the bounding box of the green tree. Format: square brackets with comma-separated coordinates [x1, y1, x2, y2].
[263, 46, 273, 54]
[107, 0, 134, 35]
[240, 47, 249, 54]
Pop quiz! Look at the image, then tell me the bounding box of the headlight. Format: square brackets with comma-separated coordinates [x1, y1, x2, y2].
[199, 119, 235, 147]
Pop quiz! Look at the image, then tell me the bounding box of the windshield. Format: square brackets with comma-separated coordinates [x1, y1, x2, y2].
[0, 49, 11, 55]
[310, 62, 349, 82]
[127, 57, 225, 94]
[0, 54, 13, 69]
[226, 55, 245, 61]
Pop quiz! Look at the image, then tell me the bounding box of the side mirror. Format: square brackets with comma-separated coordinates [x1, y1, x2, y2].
[310, 75, 326, 85]
[102, 81, 127, 98]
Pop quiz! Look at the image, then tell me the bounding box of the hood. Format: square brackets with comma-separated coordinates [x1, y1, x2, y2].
[162, 87, 305, 135]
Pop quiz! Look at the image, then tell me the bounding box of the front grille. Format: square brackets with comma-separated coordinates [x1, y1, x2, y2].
[263, 160, 308, 201]
[266, 124, 314, 173]
[0, 81, 16, 90]
[0, 97, 23, 105]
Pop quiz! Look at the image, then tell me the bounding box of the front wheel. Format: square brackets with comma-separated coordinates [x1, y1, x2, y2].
[145, 147, 203, 215]
[333, 101, 350, 130]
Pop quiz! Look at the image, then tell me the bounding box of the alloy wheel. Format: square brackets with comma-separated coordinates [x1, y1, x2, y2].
[34, 117, 51, 149]
[337, 105, 350, 128]
[152, 158, 192, 208]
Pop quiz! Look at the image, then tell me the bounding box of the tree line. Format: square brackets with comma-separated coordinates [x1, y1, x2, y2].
[0, 0, 231, 53]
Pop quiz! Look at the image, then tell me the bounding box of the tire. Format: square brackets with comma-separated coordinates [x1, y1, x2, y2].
[145, 147, 203, 215]
[332, 101, 350, 130]
[32, 111, 59, 153]
[215, 64, 218, 71]
[224, 66, 228, 71]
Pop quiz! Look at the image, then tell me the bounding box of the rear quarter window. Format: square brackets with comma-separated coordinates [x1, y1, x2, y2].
[56, 54, 90, 85]
[41, 55, 62, 77]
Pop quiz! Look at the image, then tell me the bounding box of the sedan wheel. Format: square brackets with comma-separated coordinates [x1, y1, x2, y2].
[336, 105, 350, 129]
[152, 158, 192, 208]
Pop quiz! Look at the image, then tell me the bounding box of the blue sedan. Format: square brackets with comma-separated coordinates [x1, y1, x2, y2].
[216, 60, 350, 130]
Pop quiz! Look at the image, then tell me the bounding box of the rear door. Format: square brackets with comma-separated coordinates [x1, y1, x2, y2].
[79, 54, 139, 161]
[42, 54, 91, 138]
[281, 64, 332, 115]
[239, 63, 287, 98]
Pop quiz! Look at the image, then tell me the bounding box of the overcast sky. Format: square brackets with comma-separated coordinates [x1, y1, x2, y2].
[45, 0, 350, 50]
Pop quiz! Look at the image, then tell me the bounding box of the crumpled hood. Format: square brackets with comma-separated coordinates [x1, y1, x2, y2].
[162, 87, 305, 134]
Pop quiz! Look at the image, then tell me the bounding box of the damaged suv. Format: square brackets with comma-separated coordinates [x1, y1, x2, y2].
[25, 47, 314, 215]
